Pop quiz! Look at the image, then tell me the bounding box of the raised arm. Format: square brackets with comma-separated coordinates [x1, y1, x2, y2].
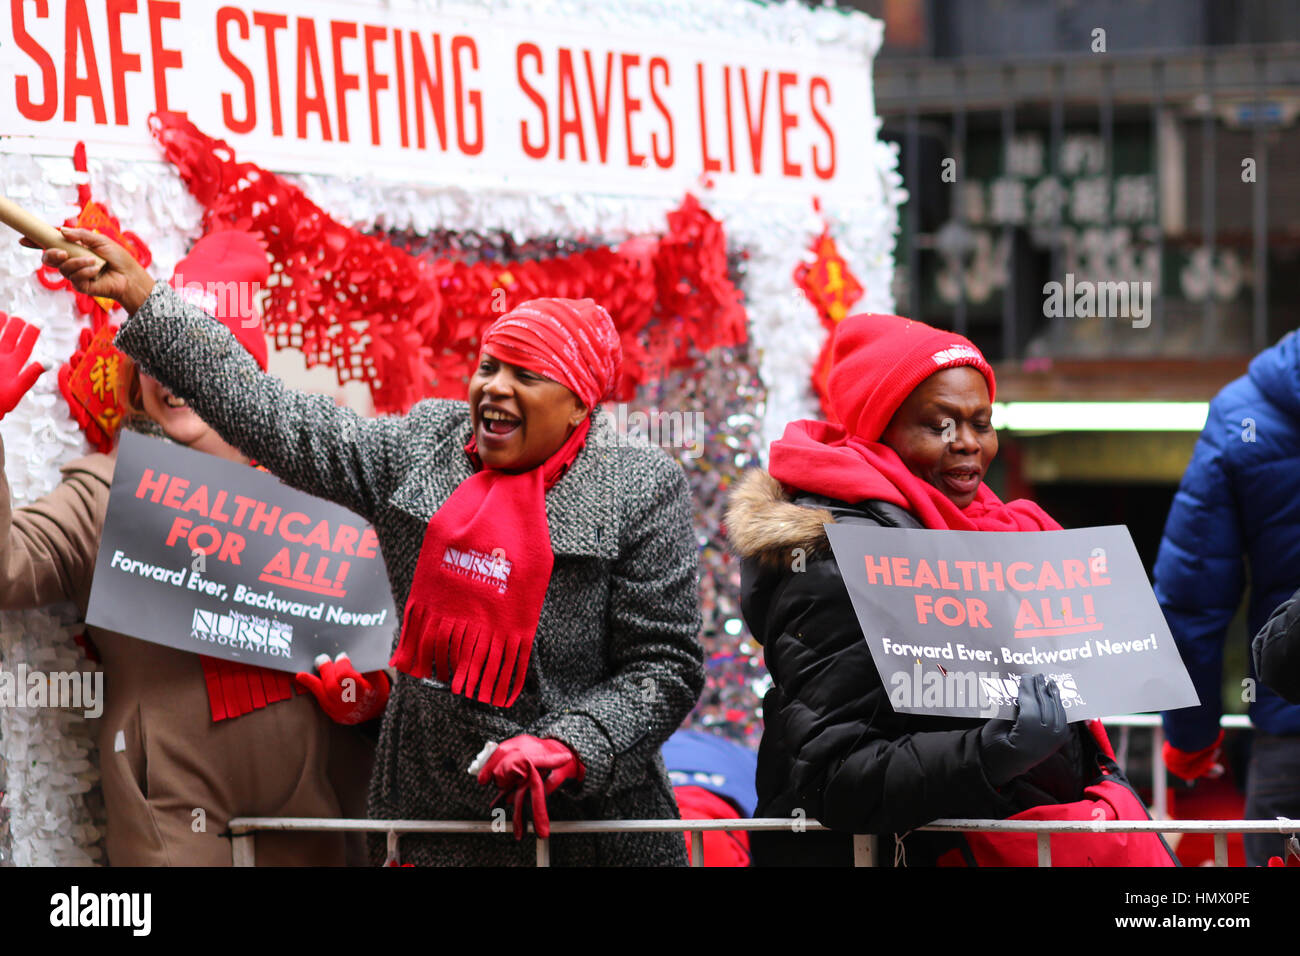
[38, 227, 417, 522]
[116, 280, 415, 521]
[0, 311, 104, 610]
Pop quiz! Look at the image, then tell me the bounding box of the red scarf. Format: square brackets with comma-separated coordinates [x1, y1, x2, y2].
[199, 655, 299, 720]
[390, 420, 589, 705]
[768, 419, 1060, 532]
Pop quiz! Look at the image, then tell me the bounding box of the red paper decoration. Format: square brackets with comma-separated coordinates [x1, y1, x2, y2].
[58, 324, 128, 454]
[36, 142, 150, 451]
[653, 194, 747, 363]
[795, 230, 864, 417]
[150, 114, 443, 414]
[148, 111, 748, 413]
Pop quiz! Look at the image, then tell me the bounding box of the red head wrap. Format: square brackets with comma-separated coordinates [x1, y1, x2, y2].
[480, 298, 621, 410]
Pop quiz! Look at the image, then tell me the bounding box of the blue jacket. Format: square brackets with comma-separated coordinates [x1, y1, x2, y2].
[1155, 331, 1300, 747]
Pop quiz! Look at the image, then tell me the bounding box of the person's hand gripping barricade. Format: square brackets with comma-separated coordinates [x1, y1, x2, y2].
[476, 735, 586, 839]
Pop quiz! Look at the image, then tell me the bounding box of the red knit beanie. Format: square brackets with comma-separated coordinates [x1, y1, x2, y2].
[826, 313, 996, 441]
[169, 230, 271, 370]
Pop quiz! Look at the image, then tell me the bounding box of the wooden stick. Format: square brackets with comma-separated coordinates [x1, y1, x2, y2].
[0, 195, 105, 271]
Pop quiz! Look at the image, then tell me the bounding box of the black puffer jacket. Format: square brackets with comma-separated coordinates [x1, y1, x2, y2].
[726, 470, 1099, 866]
[1255, 587, 1300, 704]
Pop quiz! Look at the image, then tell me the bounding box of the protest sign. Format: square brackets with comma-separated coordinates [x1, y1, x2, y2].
[87, 431, 396, 672]
[824, 523, 1198, 722]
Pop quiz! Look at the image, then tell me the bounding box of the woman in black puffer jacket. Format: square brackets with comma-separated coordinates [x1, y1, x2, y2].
[726, 313, 1174, 867]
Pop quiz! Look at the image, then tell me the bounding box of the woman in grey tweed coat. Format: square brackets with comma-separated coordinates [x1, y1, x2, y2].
[41, 227, 705, 867]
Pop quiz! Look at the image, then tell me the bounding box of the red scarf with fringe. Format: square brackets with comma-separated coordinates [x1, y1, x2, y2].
[199, 655, 299, 720]
[389, 420, 589, 705]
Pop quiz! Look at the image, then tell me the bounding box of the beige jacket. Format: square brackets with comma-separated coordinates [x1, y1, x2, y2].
[0, 438, 370, 865]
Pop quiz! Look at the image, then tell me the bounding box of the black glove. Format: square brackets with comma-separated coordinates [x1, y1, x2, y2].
[1254, 587, 1300, 704]
[979, 673, 1069, 786]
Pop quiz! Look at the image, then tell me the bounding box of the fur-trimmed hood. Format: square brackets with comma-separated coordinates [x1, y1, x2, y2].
[725, 469, 835, 570]
[726, 469, 925, 572]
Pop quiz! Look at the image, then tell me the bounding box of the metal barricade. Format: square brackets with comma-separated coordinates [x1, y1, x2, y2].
[229, 713, 1267, 866]
[226, 816, 874, 868]
[227, 814, 1298, 867]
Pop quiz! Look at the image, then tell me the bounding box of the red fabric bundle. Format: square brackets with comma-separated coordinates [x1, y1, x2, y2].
[938, 725, 1177, 867]
[675, 785, 752, 867]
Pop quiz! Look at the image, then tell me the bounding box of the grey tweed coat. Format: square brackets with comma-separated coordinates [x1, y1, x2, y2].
[116, 282, 705, 867]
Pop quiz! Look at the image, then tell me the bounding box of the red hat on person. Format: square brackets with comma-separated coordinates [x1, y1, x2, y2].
[169, 230, 270, 370]
[480, 298, 622, 410]
[826, 312, 996, 441]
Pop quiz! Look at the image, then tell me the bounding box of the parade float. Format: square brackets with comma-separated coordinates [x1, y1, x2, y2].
[0, 0, 899, 864]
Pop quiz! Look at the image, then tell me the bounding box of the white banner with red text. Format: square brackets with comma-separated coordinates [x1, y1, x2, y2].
[3, 0, 878, 205]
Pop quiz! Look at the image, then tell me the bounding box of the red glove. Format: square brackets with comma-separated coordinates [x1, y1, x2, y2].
[295, 652, 390, 724]
[1163, 730, 1225, 782]
[476, 735, 585, 839]
[0, 312, 45, 419]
